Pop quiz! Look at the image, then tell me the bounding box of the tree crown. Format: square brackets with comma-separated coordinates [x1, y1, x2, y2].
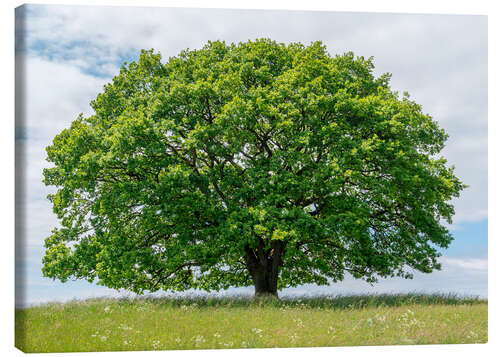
[42, 39, 464, 294]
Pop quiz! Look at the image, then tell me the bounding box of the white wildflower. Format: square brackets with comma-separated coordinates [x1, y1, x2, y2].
[192, 335, 206, 346]
[399, 311, 419, 328]
[293, 318, 304, 328]
[251, 327, 263, 337]
[467, 331, 479, 340]
[375, 314, 386, 322]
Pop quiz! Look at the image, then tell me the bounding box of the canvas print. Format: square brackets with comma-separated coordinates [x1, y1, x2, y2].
[15, 4, 488, 353]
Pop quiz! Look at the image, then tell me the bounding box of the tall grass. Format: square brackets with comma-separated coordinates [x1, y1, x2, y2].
[15, 293, 487, 353]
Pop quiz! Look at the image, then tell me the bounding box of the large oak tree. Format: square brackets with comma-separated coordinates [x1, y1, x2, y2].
[42, 39, 464, 297]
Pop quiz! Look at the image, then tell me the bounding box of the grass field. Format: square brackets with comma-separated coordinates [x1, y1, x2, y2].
[15, 293, 487, 353]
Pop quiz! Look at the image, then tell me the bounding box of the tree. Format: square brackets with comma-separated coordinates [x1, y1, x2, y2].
[42, 39, 464, 297]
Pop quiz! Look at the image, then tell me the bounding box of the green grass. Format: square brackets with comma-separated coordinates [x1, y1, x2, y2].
[15, 293, 487, 353]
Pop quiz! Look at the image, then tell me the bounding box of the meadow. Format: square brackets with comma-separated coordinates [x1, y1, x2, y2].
[15, 293, 487, 353]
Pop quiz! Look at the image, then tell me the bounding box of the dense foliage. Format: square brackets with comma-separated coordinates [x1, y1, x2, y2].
[42, 39, 464, 296]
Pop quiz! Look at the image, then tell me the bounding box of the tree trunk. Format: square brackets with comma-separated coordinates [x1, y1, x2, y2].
[244, 239, 285, 298]
[253, 267, 279, 297]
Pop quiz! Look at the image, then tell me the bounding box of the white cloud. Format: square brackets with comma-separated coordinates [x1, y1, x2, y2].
[18, 55, 109, 140]
[440, 257, 488, 271]
[16, 56, 110, 248]
[282, 256, 488, 298]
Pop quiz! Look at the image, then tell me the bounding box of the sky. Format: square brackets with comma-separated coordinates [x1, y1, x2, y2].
[14, 4, 488, 307]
